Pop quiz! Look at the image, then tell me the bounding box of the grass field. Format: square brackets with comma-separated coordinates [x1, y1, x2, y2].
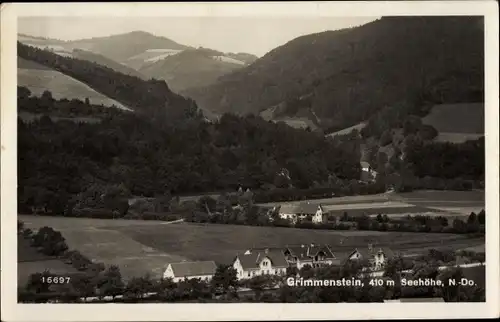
[258, 190, 484, 218]
[18, 190, 484, 280]
[20, 212, 485, 280]
[18, 58, 130, 110]
[326, 122, 367, 137]
[17, 236, 79, 286]
[422, 103, 484, 143]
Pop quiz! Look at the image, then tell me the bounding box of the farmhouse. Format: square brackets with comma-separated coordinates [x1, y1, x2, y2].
[344, 245, 395, 271]
[284, 244, 339, 269]
[163, 261, 217, 283]
[233, 248, 288, 280]
[278, 202, 324, 224]
[360, 161, 377, 182]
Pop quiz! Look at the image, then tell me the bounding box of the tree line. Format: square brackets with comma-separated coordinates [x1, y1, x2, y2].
[186, 194, 485, 235]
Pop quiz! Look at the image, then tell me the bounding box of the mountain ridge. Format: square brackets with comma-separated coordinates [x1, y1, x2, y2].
[183, 16, 484, 132]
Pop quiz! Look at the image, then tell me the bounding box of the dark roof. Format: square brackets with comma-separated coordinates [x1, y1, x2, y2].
[346, 247, 396, 262]
[170, 261, 217, 277]
[237, 250, 289, 270]
[284, 244, 336, 261]
[360, 161, 371, 168]
[279, 202, 323, 215]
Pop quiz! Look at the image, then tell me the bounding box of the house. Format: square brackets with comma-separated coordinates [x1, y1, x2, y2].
[278, 202, 324, 224]
[360, 161, 377, 182]
[344, 246, 395, 271]
[284, 244, 339, 269]
[233, 248, 289, 280]
[163, 261, 217, 283]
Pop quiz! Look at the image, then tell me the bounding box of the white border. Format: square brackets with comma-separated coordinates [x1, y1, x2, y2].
[1, 1, 499, 321]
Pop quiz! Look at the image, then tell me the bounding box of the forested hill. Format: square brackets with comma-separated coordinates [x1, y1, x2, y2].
[18, 42, 199, 121]
[18, 92, 361, 213]
[184, 16, 484, 131]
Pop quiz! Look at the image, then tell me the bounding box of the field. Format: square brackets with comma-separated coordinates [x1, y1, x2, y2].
[258, 190, 485, 218]
[20, 190, 485, 281]
[422, 103, 484, 143]
[18, 236, 79, 286]
[18, 58, 130, 110]
[326, 122, 367, 137]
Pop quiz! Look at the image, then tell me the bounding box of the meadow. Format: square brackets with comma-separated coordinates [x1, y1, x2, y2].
[18, 190, 485, 281]
[18, 58, 129, 110]
[20, 212, 485, 281]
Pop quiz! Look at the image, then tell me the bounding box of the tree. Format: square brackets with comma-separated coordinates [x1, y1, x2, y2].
[379, 129, 393, 147]
[211, 264, 238, 294]
[97, 265, 124, 299]
[25, 270, 53, 294]
[32, 226, 69, 256]
[125, 274, 154, 299]
[477, 209, 485, 225]
[418, 124, 438, 141]
[70, 273, 96, 300]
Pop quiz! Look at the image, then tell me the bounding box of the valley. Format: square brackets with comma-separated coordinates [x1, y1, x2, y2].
[14, 14, 487, 305]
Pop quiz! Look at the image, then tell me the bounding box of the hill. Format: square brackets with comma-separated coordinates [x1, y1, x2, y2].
[18, 42, 198, 119]
[139, 47, 250, 92]
[18, 57, 130, 110]
[71, 49, 148, 79]
[67, 31, 189, 63]
[183, 16, 484, 131]
[18, 32, 259, 92]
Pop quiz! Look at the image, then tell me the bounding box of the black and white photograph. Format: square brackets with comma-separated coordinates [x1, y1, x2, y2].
[1, 1, 499, 321]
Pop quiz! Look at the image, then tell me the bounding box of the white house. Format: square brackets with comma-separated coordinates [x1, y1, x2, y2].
[360, 161, 378, 182]
[343, 246, 395, 271]
[163, 261, 217, 283]
[278, 202, 324, 224]
[233, 248, 289, 280]
[284, 244, 339, 269]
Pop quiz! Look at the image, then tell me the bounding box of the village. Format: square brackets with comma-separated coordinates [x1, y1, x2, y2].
[164, 242, 394, 283]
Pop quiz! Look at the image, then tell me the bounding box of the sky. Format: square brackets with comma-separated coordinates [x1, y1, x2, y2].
[18, 16, 378, 57]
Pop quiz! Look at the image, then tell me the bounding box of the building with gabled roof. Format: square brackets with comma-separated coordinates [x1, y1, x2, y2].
[163, 261, 217, 283]
[343, 246, 395, 271]
[284, 243, 339, 269]
[277, 202, 324, 224]
[233, 248, 288, 280]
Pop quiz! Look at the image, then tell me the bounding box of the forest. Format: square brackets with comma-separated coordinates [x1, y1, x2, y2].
[17, 90, 361, 214]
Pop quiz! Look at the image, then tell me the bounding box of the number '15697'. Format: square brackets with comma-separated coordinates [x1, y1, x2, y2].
[41, 276, 71, 284]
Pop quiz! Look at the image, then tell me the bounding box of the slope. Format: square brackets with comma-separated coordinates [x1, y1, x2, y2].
[71, 49, 148, 80]
[184, 16, 484, 131]
[18, 42, 198, 119]
[67, 31, 190, 63]
[18, 57, 130, 111]
[139, 48, 248, 92]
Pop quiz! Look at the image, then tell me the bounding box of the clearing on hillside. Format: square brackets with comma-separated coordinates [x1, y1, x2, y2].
[18, 58, 131, 111]
[423, 103, 484, 143]
[327, 122, 367, 138]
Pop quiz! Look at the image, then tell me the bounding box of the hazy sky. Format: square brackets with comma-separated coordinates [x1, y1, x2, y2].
[18, 17, 378, 56]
